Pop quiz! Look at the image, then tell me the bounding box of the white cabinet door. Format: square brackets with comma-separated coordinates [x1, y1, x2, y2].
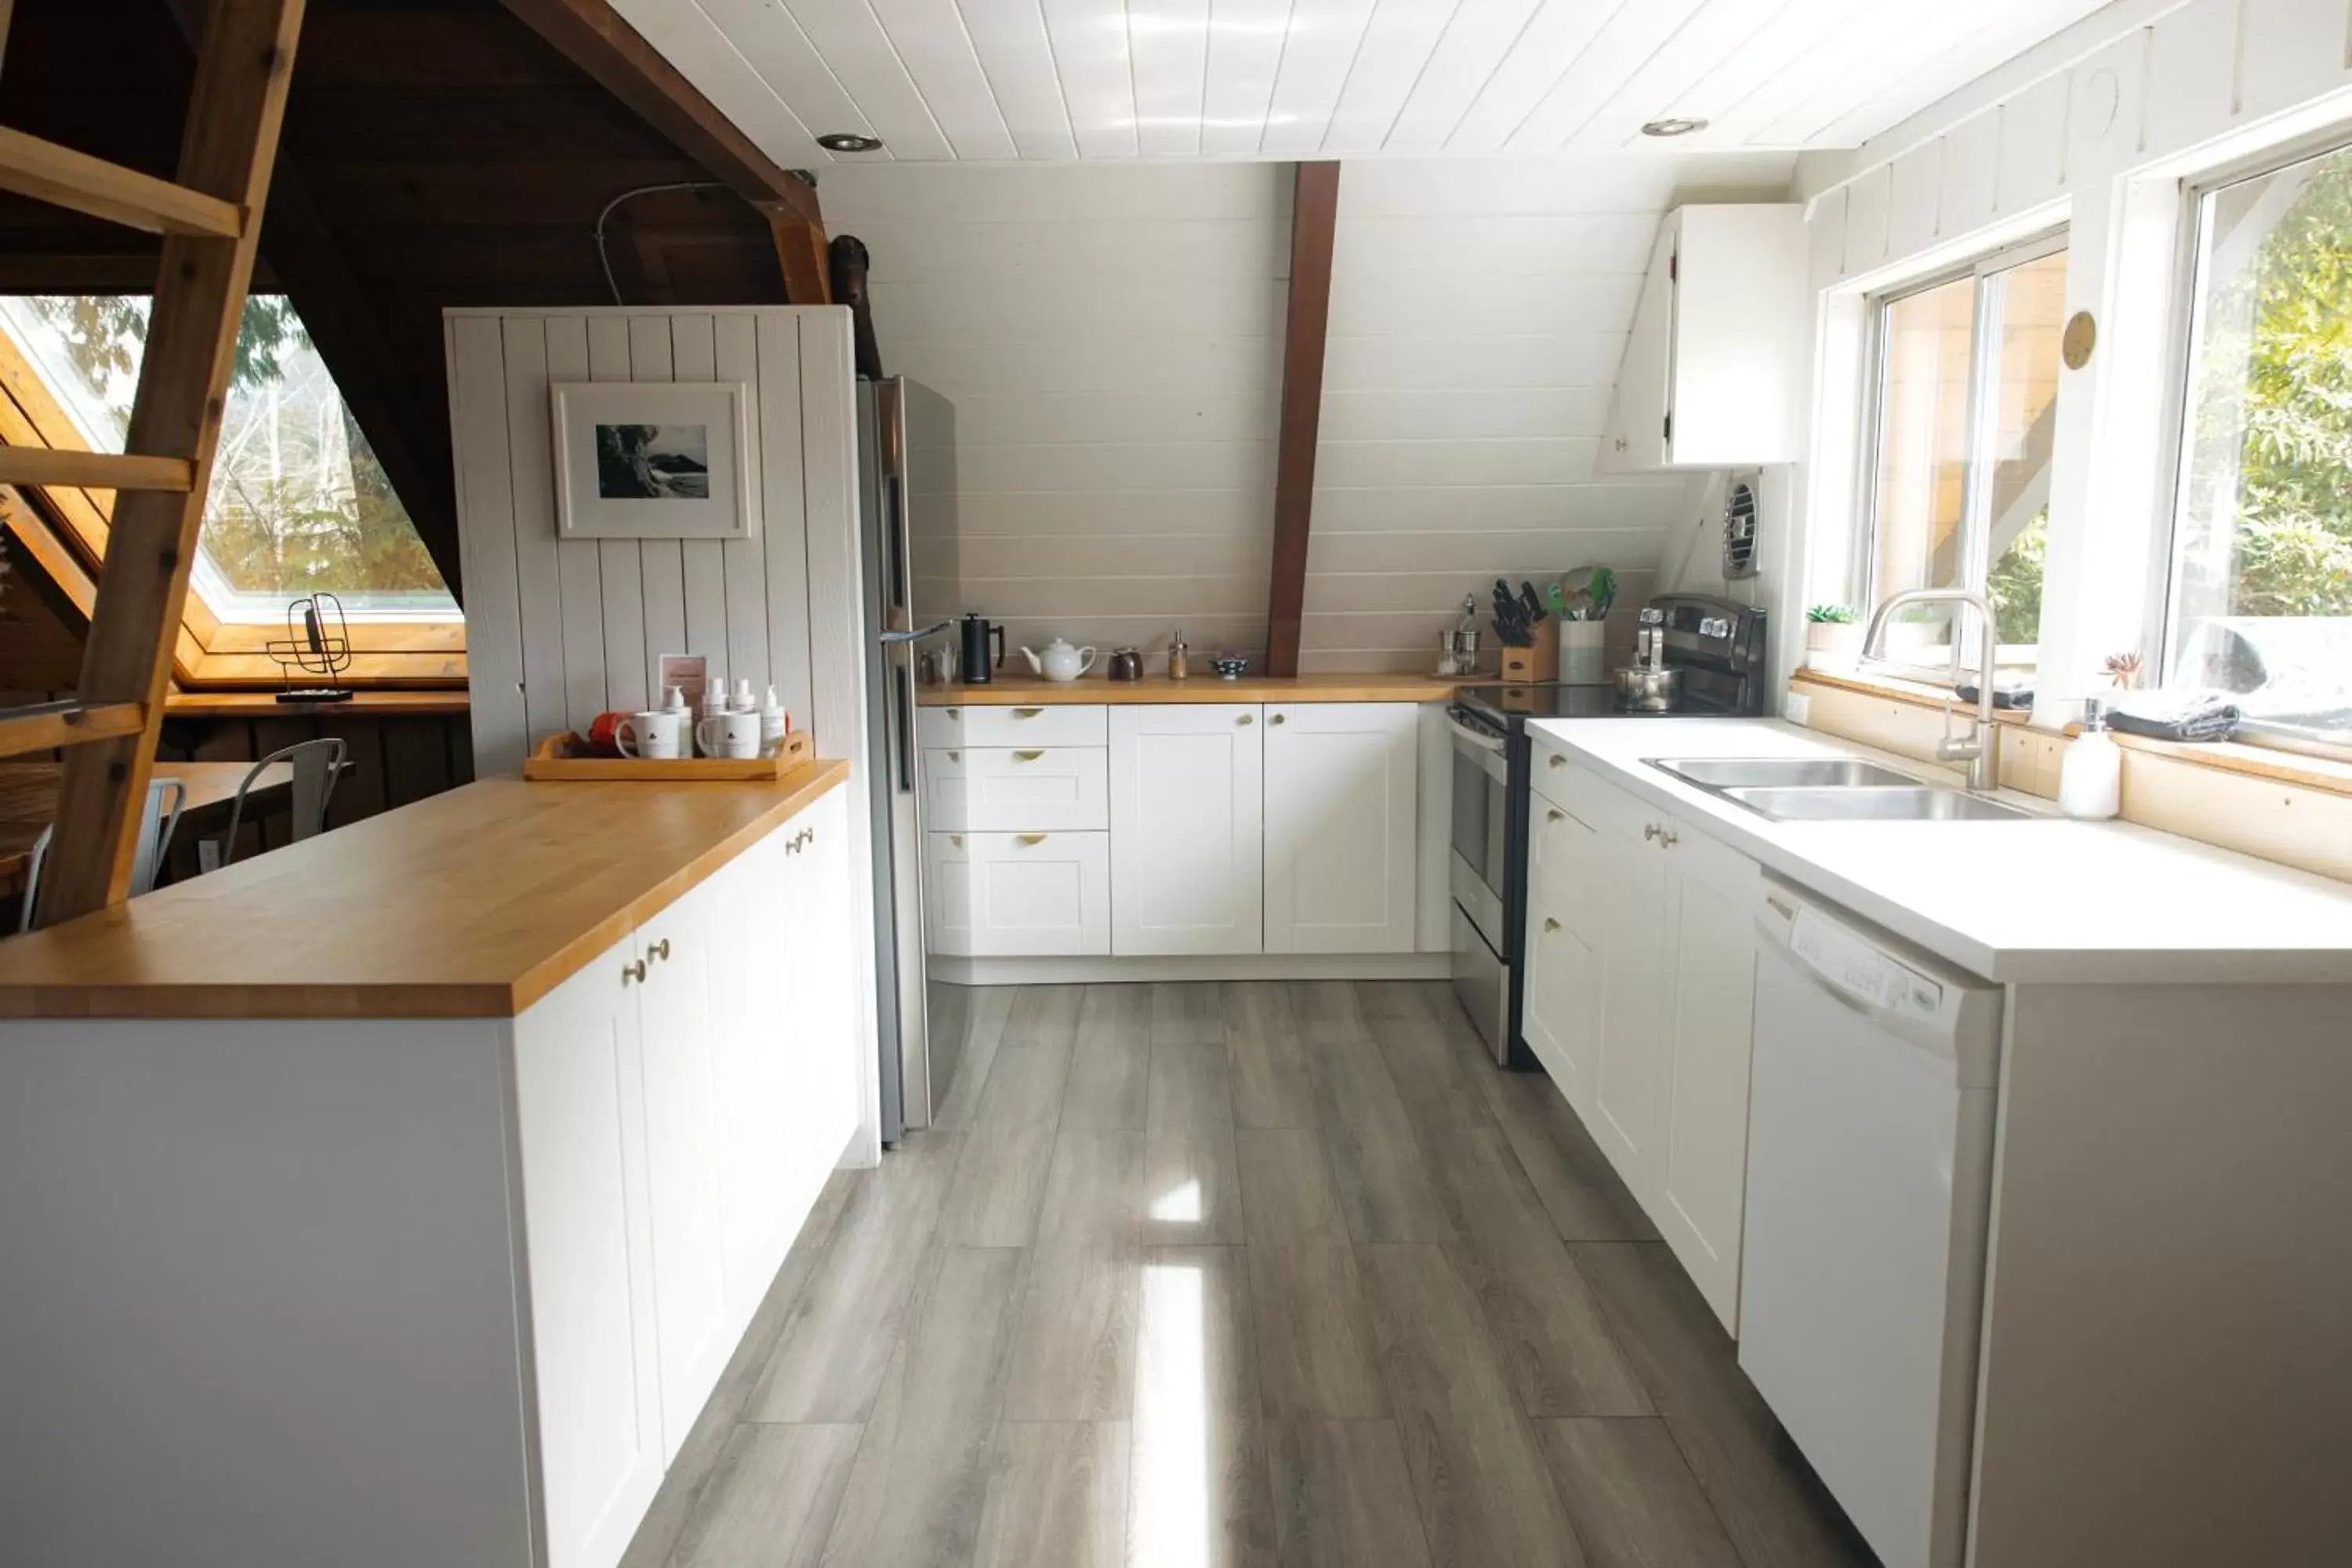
[510, 938, 663, 1568]
[1571, 773, 1673, 1204]
[1110, 704, 1265, 956]
[1652, 820, 1761, 1333]
[791, 789, 860, 1175]
[1599, 220, 1676, 474]
[1523, 794, 1601, 1108]
[928, 829, 1111, 956]
[633, 895, 730, 1465]
[1263, 702, 1418, 954]
[702, 827, 800, 1341]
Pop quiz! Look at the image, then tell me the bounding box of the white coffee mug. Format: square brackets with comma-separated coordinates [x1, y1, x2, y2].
[616, 710, 684, 760]
[695, 710, 762, 760]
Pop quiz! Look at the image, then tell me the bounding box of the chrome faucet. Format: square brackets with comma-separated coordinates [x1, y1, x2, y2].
[1860, 587, 2000, 793]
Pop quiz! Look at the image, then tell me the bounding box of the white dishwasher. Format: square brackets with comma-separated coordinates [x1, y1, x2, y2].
[1739, 876, 2002, 1568]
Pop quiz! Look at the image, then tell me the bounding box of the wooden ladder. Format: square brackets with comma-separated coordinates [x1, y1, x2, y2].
[0, 0, 307, 927]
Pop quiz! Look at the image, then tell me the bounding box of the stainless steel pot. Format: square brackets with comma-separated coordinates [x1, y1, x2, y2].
[1614, 666, 1683, 712]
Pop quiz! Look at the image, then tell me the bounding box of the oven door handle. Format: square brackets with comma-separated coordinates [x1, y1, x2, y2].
[1446, 715, 1507, 754]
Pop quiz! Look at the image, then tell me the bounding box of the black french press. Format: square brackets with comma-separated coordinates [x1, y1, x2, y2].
[958, 613, 1006, 684]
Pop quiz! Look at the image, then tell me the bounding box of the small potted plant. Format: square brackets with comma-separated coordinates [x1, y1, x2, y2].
[1806, 604, 1862, 672]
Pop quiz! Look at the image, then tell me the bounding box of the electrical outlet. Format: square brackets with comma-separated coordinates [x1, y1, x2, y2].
[1784, 689, 1813, 728]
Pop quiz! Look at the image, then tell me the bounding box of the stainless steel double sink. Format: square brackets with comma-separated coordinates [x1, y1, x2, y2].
[1646, 756, 2036, 822]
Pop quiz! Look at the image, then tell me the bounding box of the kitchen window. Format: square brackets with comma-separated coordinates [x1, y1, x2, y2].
[1857, 234, 2068, 684]
[2161, 139, 2352, 755]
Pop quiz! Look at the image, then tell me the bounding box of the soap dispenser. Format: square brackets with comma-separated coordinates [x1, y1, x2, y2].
[2059, 698, 2122, 821]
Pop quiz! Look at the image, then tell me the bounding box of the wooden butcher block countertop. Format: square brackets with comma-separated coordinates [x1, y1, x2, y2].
[0, 760, 849, 1022]
[917, 673, 1461, 705]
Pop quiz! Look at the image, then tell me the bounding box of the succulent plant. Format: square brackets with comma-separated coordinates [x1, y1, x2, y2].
[1807, 604, 1857, 624]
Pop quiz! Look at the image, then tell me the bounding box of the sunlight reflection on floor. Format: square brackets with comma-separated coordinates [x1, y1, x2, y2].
[1148, 1178, 1203, 1223]
[1131, 1258, 1209, 1568]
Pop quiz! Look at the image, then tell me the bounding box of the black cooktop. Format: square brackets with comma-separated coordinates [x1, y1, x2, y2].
[1451, 682, 1631, 724]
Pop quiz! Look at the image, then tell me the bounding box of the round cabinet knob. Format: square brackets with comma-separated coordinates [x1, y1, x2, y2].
[1543, 916, 1562, 933]
[622, 958, 647, 985]
[1546, 808, 1564, 823]
[648, 938, 670, 962]
[1643, 823, 1661, 841]
[1237, 713, 1254, 725]
[1548, 754, 1565, 769]
[1658, 829, 1679, 848]
[1269, 713, 1286, 725]
[1613, 436, 1629, 452]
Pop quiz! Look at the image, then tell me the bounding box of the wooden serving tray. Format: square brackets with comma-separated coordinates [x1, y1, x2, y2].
[524, 729, 813, 781]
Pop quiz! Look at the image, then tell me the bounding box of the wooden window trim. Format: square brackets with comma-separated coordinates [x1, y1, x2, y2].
[0, 323, 465, 688]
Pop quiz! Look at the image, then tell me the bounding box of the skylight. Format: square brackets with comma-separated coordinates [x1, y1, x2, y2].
[0, 294, 458, 624]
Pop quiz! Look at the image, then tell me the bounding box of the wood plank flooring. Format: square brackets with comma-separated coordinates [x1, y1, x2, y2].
[631, 982, 1877, 1568]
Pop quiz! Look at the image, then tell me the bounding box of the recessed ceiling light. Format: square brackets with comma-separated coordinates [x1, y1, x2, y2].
[1641, 117, 1708, 138]
[818, 132, 884, 153]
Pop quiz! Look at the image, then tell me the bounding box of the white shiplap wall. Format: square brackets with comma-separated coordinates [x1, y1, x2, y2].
[823, 153, 1792, 673]
[447, 307, 858, 775]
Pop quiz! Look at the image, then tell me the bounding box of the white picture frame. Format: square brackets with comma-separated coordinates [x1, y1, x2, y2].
[550, 379, 756, 539]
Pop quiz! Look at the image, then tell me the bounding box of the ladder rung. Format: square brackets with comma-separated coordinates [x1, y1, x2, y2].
[0, 700, 149, 757]
[0, 127, 243, 238]
[0, 447, 194, 492]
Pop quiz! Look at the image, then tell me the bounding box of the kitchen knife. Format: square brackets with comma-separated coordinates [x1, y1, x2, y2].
[1519, 581, 1546, 626]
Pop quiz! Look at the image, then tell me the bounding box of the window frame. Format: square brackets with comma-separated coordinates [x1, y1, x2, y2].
[2150, 127, 2352, 762]
[0, 296, 465, 691]
[1852, 227, 2069, 687]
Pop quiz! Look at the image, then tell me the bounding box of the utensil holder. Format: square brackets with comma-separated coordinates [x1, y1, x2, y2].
[1500, 619, 1558, 684]
[1559, 621, 1606, 684]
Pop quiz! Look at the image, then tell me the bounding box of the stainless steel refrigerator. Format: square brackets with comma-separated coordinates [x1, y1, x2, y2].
[856, 377, 956, 1145]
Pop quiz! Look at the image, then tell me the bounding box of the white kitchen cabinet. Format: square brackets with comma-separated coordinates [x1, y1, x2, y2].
[1529, 748, 1763, 1333]
[1263, 702, 1419, 954]
[510, 936, 666, 1568]
[927, 829, 1112, 956]
[1110, 703, 1265, 956]
[1598, 205, 1806, 473]
[1653, 826, 1761, 1331]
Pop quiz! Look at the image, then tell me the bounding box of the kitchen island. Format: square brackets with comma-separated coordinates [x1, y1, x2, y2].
[0, 764, 863, 1568]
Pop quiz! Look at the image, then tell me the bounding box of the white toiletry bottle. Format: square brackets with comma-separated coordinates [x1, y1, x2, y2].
[699, 684, 728, 756]
[663, 684, 690, 715]
[2059, 698, 2122, 821]
[759, 685, 786, 757]
[733, 677, 756, 714]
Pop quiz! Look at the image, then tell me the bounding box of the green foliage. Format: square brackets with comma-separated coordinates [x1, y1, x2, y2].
[1987, 509, 2047, 646]
[1806, 604, 1857, 623]
[2180, 150, 2352, 620]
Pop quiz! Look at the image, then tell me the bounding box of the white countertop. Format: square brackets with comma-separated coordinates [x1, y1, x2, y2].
[1527, 716, 2352, 985]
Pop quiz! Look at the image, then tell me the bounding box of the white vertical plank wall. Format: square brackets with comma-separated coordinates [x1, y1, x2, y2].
[445, 307, 852, 771]
[445, 305, 880, 1167]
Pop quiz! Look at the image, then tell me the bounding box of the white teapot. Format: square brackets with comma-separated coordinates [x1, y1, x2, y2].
[1020, 637, 1097, 681]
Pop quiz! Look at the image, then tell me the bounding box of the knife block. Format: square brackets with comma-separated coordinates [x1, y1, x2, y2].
[1500, 619, 1558, 684]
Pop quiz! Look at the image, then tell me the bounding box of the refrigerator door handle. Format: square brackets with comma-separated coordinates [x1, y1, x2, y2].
[892, 658, 916, 794]
[880, 620, 953, 646]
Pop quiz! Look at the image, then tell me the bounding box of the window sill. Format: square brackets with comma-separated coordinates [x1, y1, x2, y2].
[1788, 668, 2034, 724]
[1790, 670, 2352, 803]
[164, 691, 471, 717]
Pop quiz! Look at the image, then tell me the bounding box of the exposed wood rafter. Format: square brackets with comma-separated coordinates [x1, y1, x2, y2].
[1265, 161, 1340, 680]
[500, 0, 831, 303]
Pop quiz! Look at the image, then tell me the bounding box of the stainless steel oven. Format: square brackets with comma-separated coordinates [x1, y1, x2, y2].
[1446, 709, 1512, 1062]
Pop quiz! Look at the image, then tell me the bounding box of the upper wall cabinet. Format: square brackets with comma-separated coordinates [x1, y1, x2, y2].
[1599, 205, 1807, 474]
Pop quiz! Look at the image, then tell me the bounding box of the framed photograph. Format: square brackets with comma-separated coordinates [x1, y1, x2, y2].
[550, 380, 755, 539]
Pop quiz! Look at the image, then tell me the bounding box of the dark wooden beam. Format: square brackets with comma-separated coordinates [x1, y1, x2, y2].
[1264, 161, 1339, 680]
[499, 0, 831, 302]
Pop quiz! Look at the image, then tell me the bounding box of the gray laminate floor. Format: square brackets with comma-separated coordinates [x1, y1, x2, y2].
[624, 981, 1879, 1568]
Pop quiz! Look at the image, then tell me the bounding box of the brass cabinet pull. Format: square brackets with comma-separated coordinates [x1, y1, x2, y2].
[1643, 823, 1661, 841]
[622, 958, 646, 985]
[947, 750, 961, 763]
[1012, 706, 1044, 718]
[1657, 829, 1679, 848]
[648, 938, 670, 962]
[1548, 753, 1565, 768]
[951, 834, 964, 848]
[1013, 750, 1044, 762]
[1546, 808, 1563, 823]
[1236, 713, 1254, 725]
[1016, 833, 1047, 846]
[1543, 916, 1562, 933]
[1269, 713, 1286, 725]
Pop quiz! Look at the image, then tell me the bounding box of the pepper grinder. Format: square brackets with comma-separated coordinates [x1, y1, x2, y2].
[1167, 629, 1190, 681]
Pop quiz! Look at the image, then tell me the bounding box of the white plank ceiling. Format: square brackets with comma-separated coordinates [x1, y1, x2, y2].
[613, 0, 2122, 165]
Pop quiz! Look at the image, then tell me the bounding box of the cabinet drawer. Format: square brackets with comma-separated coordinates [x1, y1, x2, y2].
[916, 703, 1106, 749]
[923, 747, 1108, 833]
[924, 830, 1110, 957]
